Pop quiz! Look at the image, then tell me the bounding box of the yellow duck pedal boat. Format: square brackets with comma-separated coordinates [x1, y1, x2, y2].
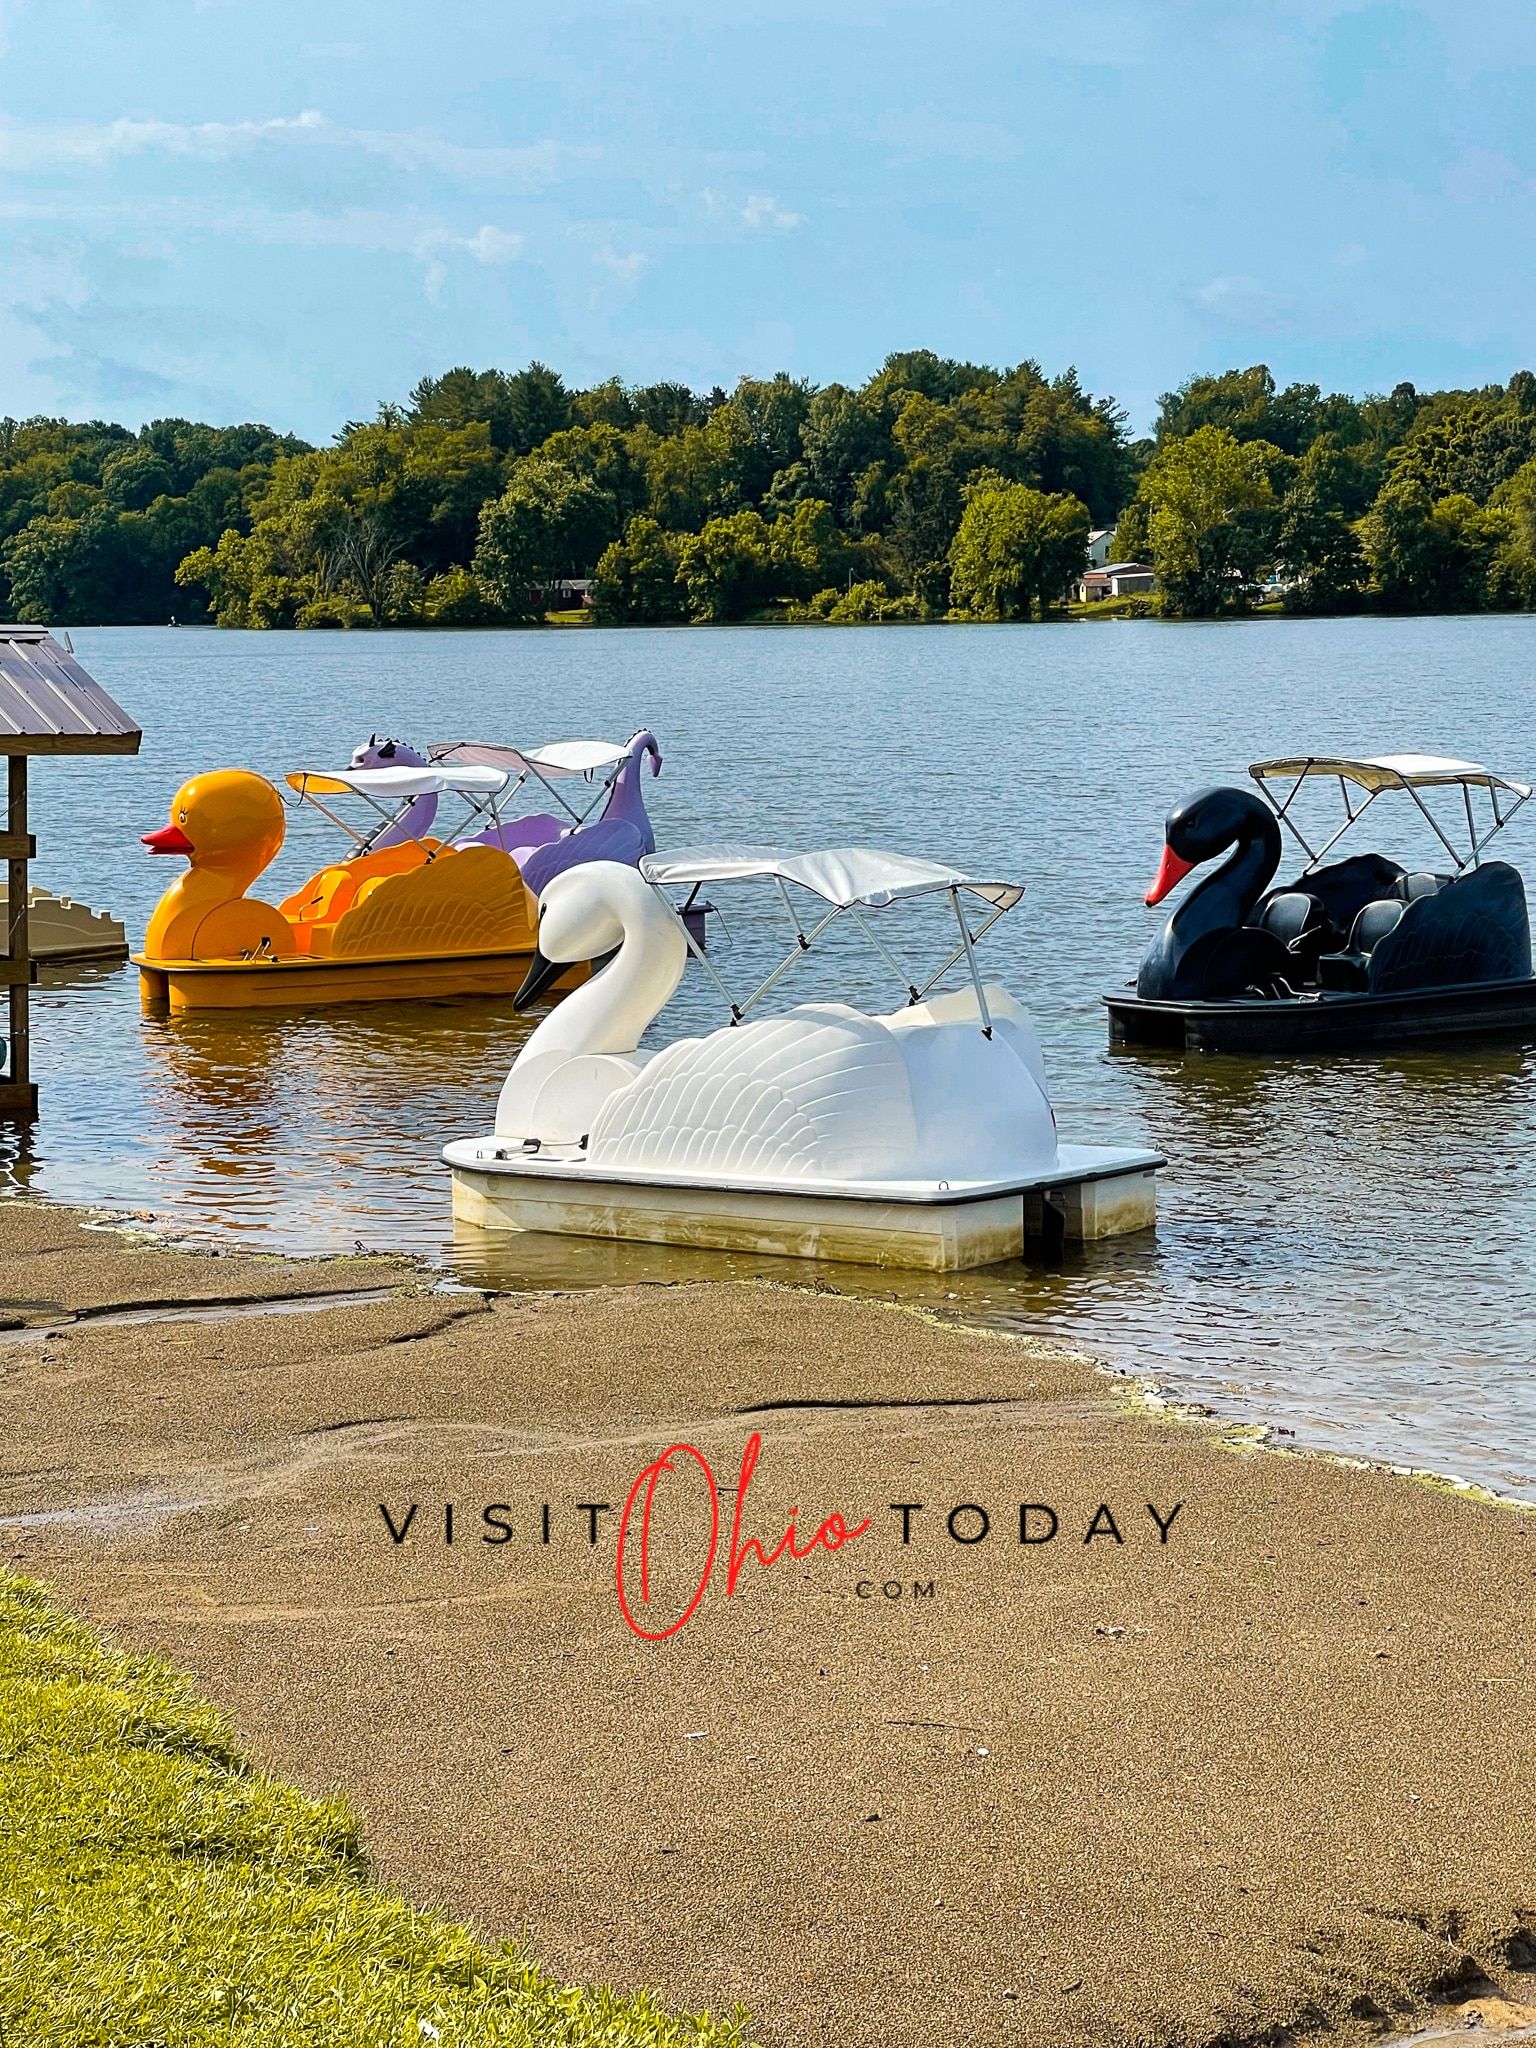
[134, 765, 590, 1014]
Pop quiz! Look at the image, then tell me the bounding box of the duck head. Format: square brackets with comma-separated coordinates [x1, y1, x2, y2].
[142, 769, 287, 888]
[1145, 786, 1281, 905]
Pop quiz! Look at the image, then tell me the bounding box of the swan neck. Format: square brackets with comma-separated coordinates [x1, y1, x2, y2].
[517, 888, 686, 1062]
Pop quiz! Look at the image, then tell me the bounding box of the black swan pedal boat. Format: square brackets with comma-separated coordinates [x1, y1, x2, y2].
[1103, 754, 1536, 1054]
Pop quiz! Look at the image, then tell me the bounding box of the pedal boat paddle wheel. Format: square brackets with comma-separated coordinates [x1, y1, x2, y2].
[1104, 754, 1536, 1054]
[446, 848, 1163, 1271]
[134, 730, 662, 1013]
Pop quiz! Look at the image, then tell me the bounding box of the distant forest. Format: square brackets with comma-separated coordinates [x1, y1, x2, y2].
[4, 353, 1536, 627]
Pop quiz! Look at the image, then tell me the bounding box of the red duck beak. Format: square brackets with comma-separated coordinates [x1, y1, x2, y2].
[142, 823, 193, 855]
[1145, 845, 1195, 906]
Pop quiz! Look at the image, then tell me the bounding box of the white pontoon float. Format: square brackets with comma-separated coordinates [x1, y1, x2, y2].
[446, 846, 1163, 1271]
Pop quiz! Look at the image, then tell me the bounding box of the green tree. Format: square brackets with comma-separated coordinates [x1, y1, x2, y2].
[594, 516, 686, 624]
[1154, 365, 1332, 458]
[675, 511, 773, 621]
[474, 455, 619, 618]
[407, 363, 572, 455]
[767, 498, 862, 599]
[1136, 425, 1280, 616]
[800, 386, 891, 519]
[1489, 457, 1536, 607]
[1387, 402, 1536, 505]
[1358, 478, 1512, 611]
[1274, 446, 1368, 612]
[947, 480, 1089, 621]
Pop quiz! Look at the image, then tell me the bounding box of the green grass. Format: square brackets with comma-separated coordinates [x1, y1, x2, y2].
[0, 1570, 752, 2048]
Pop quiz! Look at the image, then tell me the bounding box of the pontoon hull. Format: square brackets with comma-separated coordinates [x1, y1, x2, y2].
[136, 949, 588, 1014]
[1104, 975, 1536, 1054]
[444, 1142, 1163, 1272]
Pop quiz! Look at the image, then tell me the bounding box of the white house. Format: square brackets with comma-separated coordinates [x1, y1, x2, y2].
[1074, 561, 1155, 603]
[1086, 527, 1118, 568]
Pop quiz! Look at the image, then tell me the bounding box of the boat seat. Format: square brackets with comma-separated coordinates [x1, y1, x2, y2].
[1316, 898, 1406, 991]
[1390, 872, 1442, 902]
[1255, 891, 1325, 948]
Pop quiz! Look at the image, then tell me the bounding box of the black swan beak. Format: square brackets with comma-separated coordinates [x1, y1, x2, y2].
[1146, 845, 1196, 907]
[514, 947, 565, 1010]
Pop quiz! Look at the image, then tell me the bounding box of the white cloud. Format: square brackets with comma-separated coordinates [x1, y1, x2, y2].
[594, 247, 648, 283]
[0, 110, 587, 189]
[742, 193, 803, 230]
[1181, 275, 1293, 334]
[2, 194, 527, 279]
[460, 224, 523, 264]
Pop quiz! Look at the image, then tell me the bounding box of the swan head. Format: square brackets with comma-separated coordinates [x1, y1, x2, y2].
[142, 769, 286, 876]
[515, 860, 667, 1010]
[1146, 786, 1280, 905]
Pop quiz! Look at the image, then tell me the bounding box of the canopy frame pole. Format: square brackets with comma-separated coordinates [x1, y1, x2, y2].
[1463, 782, 1479, 867]
[846, 907, 921, 1002]
[1254, 770, 1319, 862]
[293, 787, 367, 847]
[909, 904, 1011, 1002]
[1398, 779, 1470, 873]
[1470, 784, 1528, 864]
[1300, 786, 1382, 872]
[524, 760, 599, 826]
[950, 888, 993, 1039]
[733, 903, 847, 1019]
[774, 875, 810, 946]
[647, 885, 745, 1019]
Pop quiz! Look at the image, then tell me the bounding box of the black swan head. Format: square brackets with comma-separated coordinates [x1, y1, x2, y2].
[1137, 786, 1286, 1001]
[1146, 785, 1282, 906]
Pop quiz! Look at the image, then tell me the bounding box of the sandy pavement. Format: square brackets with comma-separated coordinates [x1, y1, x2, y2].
[2, 1202, 1535, 2048]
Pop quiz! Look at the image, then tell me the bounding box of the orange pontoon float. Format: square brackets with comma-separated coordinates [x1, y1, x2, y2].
[134, 732, 662, 1014]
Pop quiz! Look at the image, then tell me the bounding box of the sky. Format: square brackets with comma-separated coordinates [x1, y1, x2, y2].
[3, 0, 1536, 441]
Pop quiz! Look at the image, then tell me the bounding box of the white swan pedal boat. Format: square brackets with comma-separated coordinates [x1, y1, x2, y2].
[444, 847, 1163, 1271]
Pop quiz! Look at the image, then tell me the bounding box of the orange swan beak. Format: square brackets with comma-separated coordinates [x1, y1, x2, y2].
[142, 823, 194, 855]
[1145, 845, 1195, 906]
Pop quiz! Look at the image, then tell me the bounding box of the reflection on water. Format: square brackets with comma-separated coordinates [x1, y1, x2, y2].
[5, 619, 1536, 1497]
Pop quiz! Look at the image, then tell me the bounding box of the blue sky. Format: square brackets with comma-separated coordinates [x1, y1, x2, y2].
[3, 0, 1535, 440]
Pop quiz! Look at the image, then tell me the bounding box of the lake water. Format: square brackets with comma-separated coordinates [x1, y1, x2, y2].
[8, 618, 1536, 1498]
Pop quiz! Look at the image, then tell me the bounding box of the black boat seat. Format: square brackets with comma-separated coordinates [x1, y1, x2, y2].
[1255, 891, 1325, 949]
[1390, 871, 1442, 903]
[1316, 898, 1406, 991]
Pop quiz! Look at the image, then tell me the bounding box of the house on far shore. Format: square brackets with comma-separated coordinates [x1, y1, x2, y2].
[1074, 561, 1156, 603]
[1086, 527, 1118, 568]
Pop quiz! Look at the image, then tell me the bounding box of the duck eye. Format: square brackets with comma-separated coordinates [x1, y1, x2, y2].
[178, 810, 187, 823]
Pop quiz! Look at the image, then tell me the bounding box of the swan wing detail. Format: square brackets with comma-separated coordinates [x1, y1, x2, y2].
[587, 1004, 918, 1180]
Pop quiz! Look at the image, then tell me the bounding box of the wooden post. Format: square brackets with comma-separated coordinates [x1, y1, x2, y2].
[2, 754, 38, 1118]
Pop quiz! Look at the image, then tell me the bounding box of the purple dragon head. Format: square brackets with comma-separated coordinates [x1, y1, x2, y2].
[348, 734, 437, 847]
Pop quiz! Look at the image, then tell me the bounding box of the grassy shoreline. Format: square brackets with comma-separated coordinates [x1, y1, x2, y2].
[0, 1566, 750, 2047]
[5, 1197, 1536, 2048]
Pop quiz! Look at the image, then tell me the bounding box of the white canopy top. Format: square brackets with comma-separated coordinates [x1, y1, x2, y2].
[641, 845, 1025, 911]
[1252, 754, 1532, 799]
[429, 739, 631, 779]
[286, 764, 509, 799]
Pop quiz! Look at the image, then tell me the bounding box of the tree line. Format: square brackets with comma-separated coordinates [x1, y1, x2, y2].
[4, 354, 1536, 627]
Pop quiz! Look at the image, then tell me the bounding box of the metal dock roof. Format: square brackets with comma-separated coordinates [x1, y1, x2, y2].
[0, 625, 141, 756]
